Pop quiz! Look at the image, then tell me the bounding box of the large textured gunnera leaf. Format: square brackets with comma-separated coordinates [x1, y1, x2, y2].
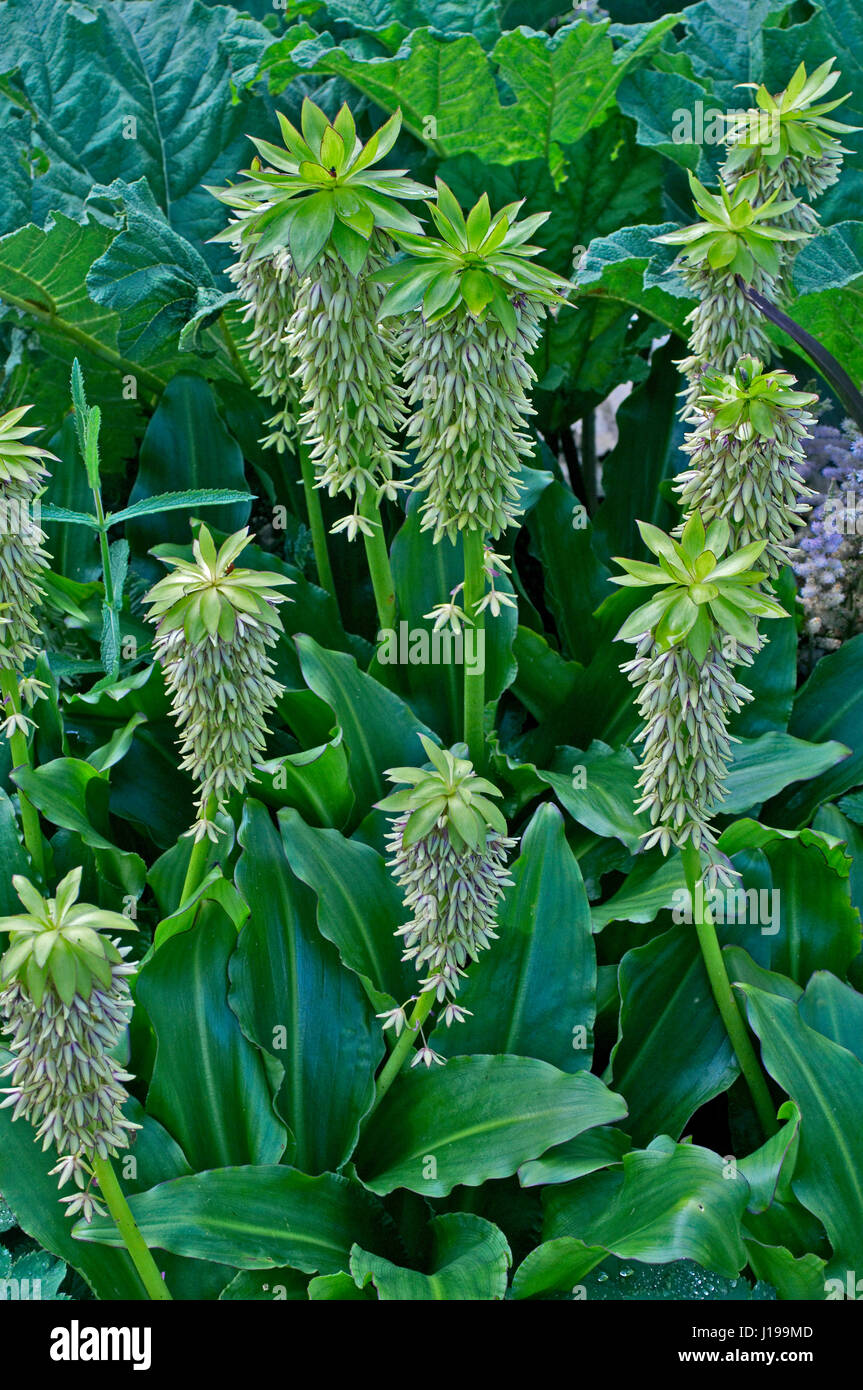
[354, 1055, 627, 1197]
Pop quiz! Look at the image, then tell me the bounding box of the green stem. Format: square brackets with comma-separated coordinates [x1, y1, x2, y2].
[681, 842, 777, 1137]
[298, 442, 338, 604]
[372, 991, 435, 1112]
[462, 528, 486, 769]
[178, 795, 218, 908]
[93, 494, 115, 611]
[0, 668, 45, 882]
[92, 1156, 172, 1301]
[359, 488, 396, 633]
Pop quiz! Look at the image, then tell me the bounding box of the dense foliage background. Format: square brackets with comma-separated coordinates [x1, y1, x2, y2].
[1, 0, 863, 1303]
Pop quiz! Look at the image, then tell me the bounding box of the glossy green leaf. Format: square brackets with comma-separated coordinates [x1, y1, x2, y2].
[611, 924, 738, 1144]
[433, 803, 596, 1070]
[135, 901, 287, 1172]
[355, 1055, 627, 1196]
[350, 1213, 511, 1300]
[232, 801, 382, 1173]
[77, 1167, 392, 1274]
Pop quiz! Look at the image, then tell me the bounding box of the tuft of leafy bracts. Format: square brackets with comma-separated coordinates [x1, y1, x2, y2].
[379, 736, 516, 1028]
[0, 868, 138, 1221]
[676, 358, 816, 576]
[723, 59, 858, 244]
[612, 515, 786, 877]
[144, 525, 292, 838]
[656, 174, 805, 418]
[211, 99, 429, 538]
[376, 179, 571, 543]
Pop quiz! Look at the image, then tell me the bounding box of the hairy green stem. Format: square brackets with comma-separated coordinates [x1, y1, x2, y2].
[92, 1156, 172, 1301]
[359, 488, 396, 632]
[372, 991, 435, 1112]
[0, 668, 45, 882]
[178, 794, 218, 909]
[298, 442, 338, 604]
[681, 842, 777, 1136]
[462, 529, 486, 769]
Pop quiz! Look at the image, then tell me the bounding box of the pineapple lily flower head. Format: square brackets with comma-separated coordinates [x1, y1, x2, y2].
[612, 513, 786, 662]
[0, 867, 136, 1009]
[724, 58, 859, 172]
[379, 737, 516, 1016]
[373, 179, 573, 339]
[144, 526, 292, 828]
[0, 869, 139, 1221]
[145, 525, 293, 645]
[655, 171, 808, 280]
[378, 734, 508, 853]
[209, 100, 430, 276]
[696, 356, 818, 441]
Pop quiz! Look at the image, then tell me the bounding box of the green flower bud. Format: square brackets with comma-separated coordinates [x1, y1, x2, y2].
[379, 737, 516, 1015]
[144, 526, 293, 831]
[0, 868, 139, 1220]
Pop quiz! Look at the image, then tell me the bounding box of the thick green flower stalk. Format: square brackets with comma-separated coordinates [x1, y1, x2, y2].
[379, 737, 515, 1047]
[0, 405, 54, 712]
[613, 514, 785, 877]
[211, 100, 428, 562]
[676, 358, 817, 577]
[0, 869, 138, 1221]
[377, 179, 571, 544]
[656, 173, 807, 418]
[144, 526, 293, 840]
[723, 60, 857, 244]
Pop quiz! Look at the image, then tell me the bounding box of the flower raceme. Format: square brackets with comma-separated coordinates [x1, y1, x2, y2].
[210, 100, 429, 535]
[379, 736, 516, 1024]
[655, 173, 807, 417]
[374, 179, 572, 542]
[676, 357, 816, 576]
[0, 405, 54, 724]
[723, 59, 858, 236]
[0, 868, 138, 1221]
[613, 515, 786, 870]
[144, 526, 292, 837]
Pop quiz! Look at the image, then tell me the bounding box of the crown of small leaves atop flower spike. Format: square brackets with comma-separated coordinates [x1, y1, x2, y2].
[0, 868, 136, 1009]
[208, 100, 430, 277]
[655, 172, 808, 280]
[372, 179, 572, 339]
[696, 357, 817, 440]
[724, 58, 859, 170]
[611, 514, 786, 662]
[378, 735, 508, 853]
[145, 525, 293, 644]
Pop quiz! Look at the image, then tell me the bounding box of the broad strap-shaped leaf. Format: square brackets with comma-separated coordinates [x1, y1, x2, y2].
[433, 803, 596, 1070]
[135, 902, 287, 1172]
[76, 1167, 392, 1275]
[355, 1055, 627, 1197]
[350, 1213, 511, 1300]
[741, 985, 863, 1274]
[232, 802, 383, 1174]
